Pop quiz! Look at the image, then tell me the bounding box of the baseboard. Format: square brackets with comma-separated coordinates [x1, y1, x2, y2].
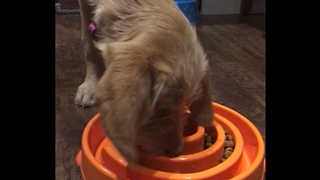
[56, 2, 80, 15]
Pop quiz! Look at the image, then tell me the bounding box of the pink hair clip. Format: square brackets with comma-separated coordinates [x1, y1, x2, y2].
[88, 22, 96, 34]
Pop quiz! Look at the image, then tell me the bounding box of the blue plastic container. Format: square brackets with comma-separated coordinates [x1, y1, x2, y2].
[174, 0, 200, 26]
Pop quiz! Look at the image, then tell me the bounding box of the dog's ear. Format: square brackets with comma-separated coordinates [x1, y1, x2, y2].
[95, 41, 168, 163]
[189, 71, 214, 127]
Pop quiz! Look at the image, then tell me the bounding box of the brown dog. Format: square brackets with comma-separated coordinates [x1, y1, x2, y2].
[75, 0, 214, 163]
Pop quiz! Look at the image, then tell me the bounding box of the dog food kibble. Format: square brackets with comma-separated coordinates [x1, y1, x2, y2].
[205, 142, 213, 148]
[224, 140, 235, 148]
[205, 133, 212, 142]
[203, 130, 235, 163]
[224, 150, 233, 159]
[204, 133, 213, 149]
[226, 134, 233, 141]
[221, 132, 235, 162]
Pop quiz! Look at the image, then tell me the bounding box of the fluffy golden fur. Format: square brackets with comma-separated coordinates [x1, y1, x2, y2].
[76, 0, 214, 163]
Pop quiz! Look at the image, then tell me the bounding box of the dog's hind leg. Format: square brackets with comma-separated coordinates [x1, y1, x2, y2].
[75, 0, 104, 107]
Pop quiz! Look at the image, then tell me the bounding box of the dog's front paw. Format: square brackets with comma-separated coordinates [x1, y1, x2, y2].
[75, 81, 97, 107]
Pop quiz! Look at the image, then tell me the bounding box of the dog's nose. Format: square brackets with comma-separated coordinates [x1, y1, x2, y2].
[165, 145, 183, 158]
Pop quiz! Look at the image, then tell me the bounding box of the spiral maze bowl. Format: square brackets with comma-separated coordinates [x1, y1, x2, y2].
[76, 102, 265, 180]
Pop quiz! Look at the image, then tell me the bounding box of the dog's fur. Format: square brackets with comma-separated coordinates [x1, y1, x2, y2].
[76, 0, 214, 163]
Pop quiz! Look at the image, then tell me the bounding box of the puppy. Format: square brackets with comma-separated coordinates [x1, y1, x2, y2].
[75, 0, 214, 163]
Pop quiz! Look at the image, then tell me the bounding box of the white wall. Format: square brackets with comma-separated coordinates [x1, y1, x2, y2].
[201, 0, 265, 15]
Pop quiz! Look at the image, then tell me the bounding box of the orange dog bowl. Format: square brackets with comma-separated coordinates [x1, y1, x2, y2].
[76, 102, 265, 180]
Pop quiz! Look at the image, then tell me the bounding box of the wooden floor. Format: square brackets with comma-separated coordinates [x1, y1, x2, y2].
[55, 14, 265, 180]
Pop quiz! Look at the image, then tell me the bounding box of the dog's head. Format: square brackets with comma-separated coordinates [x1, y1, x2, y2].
[91, 0, 213, 163]
[94, 39, 213, 163]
